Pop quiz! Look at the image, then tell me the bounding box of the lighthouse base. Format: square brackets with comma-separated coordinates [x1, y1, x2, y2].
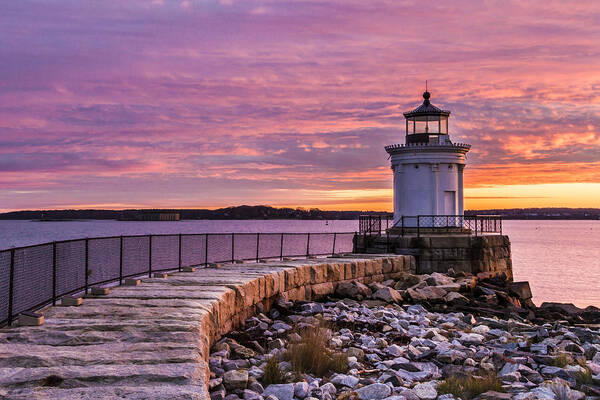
[355, 234, 512, 279]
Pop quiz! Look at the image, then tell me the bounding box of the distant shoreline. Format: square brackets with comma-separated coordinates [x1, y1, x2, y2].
[1, 205, 599, 221]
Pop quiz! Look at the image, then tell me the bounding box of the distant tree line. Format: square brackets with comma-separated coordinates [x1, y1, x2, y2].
[1, 206, 598, 220]
[0, 206, 391, 221]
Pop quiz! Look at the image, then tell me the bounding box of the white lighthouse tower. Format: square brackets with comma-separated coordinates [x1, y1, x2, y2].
[385, 91, 470, 227]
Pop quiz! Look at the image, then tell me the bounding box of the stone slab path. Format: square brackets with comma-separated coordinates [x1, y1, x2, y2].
[0, 254, 410, 399]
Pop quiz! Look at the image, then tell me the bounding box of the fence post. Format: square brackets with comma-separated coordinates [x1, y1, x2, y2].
[280, 233, 284, 260]
[255, 233, 260, 262]
[306, 233, 311, 257]
[119, 236, 123, 285]
[417, 216, 420, 238]
[148, 235, 152, 277]
[231, 233, 235, 263]
[475, 218, 478, 236]
[500, 219, 503, 235]
[7, 249, 15, 326]
[85, 239, 89, 294]
[332, 233, 337, 256]
[178, 234, 182, 271]
[352, 231, 357, 253]
[52, 242, 57, 305]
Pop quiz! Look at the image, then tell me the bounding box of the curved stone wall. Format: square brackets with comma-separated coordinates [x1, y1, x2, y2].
[0, 254, 413, 400]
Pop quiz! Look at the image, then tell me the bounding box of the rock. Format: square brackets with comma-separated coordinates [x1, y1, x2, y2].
[262, 384, 295, 400]
[302, 303, 325, 314]
[408, 286, 447, 302]
[267, 339, 285, 351]
[347, 347, 365, 360]
[372, 287, 403, 303]
[386, 344, 404, 357]
[223, 369, 248, 390]
[336, 281, 372, 299]
[355, 383, 391, 400]
[331, 374, 360, 388]
[243, 390, 263, 400]
[475, 391, 512, 400]
[425, 273, 454, 286]
[444, 292, 468, 306]
[405, 304, 427, 314]
[294, 382, 310, 399]
[412, 382, 437, 400]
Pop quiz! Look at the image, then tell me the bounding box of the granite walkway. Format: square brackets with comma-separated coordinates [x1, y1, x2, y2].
[0, 254, 411, 399]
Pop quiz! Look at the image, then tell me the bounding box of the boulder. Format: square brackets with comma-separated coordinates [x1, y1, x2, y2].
[262, 384, 295, 400]
[355, 383, 391, 400]
[412, 382, 437, 400]
[335, 281, 372, 299]
[443, 292, 468, 306]
[425, 272, 454, 287]
[372, 287, 403, 303]
[223, 369, 248, 390]
[408, 286, 447, 302]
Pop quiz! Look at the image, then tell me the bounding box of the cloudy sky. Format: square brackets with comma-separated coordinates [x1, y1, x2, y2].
[1, 0, 599, 212]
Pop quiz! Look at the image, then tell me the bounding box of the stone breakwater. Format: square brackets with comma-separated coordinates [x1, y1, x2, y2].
[209, 297, 600, 400]
[0, 255, 413, 400]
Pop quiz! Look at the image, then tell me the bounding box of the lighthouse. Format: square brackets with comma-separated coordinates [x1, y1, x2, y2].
[385, 91, 470, 227]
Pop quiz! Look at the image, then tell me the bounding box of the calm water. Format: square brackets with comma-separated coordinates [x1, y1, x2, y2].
[0, 219, 598, 307]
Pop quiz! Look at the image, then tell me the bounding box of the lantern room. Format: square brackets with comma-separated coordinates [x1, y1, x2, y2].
[404, 91, 450, 145]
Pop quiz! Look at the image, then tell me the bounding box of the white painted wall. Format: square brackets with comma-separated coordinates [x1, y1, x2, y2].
[389, 146, 468, 226]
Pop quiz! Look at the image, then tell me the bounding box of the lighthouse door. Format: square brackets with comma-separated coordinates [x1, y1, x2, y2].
[444, 191, 456, 216]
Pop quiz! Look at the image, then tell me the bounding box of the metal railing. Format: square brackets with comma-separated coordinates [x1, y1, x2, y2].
[359, 214, 502, 237]
[358, 215, 393, 235]
[0, 231, 355, 327]
[396, 215, 502, 236]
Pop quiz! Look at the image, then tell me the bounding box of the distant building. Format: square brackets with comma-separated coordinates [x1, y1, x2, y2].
[138, 211, 180, 221]
[385, 91, 470, 227]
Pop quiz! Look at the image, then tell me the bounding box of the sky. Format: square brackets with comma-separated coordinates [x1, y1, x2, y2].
[1, 0, 600, 212]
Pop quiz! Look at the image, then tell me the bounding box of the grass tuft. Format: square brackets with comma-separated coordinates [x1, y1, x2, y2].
[574, 367, 593, 385]
[437, 373, 504, 400]
[262, 356, 285, 386]
[553, 353, 571, 368]
[285, 325, 348, 376]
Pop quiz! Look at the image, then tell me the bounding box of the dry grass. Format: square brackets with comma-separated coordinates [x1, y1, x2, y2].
[262, 356, 285, 386]
[285, 325, 348, 376]
[553, 353, 571, 368]
[437, 373, 504, 400]
[574, 367, 593, 385]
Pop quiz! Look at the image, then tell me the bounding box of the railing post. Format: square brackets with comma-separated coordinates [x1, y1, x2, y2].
[52, 242, 57, 306]
[255, 233, 260, 262]
[119, 236, 124, 284]
[417, 216, 420, 238]
[306, 233, 311, 257]
[332, 232, 337, 256]
[205, 234, 209, 267]
[178, 234, 182, 271]
[148, 235, 152, 277]
[7, 249, 15, 326]
[231, 233, 235, 263]
[352, 231, 357, 253]
[401, 216, 404, 237]
[475, 218, 478, 236]
[386, 231, 390, 253]
[85, 238, 89, 294]
[280, 233, 284, 260]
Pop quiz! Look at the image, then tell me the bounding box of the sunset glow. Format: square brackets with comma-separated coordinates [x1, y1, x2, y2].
[1, 1, 599, 212]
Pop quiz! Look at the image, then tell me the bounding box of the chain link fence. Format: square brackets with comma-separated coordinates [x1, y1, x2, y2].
[0, 231, 355, 327]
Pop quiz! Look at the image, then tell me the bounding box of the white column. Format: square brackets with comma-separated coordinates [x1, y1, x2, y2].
[457, 164, 465, 216]
[393, 164, 403, 225]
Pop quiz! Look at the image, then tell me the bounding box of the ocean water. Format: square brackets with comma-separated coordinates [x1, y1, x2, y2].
[0, 219, 598, 307]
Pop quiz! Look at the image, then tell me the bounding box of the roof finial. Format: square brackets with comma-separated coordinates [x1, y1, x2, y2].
[423, 80, 431, 105]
